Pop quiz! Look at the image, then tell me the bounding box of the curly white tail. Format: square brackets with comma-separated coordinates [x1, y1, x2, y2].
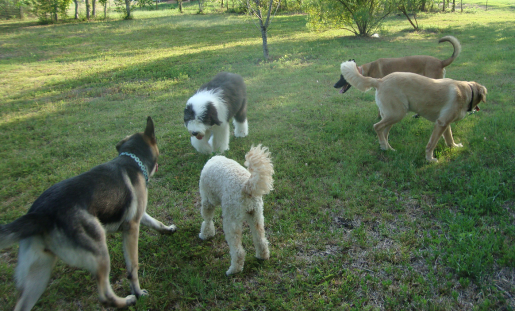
[243, 144, 274, 197]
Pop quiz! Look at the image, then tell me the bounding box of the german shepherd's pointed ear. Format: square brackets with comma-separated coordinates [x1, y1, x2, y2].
[144, 116, 157, 143]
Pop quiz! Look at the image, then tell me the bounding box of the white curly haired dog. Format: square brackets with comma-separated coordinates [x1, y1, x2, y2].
[198, 144, 274, 275]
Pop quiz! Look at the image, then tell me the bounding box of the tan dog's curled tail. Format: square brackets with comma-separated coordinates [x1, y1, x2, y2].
[439, 36, 461, 68]
[340, 61, 380, 92]
[243, 144, 274, 197]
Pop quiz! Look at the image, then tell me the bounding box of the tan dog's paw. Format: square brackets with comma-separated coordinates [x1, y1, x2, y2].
[162, 224, 177, 235]
[125, 295, 137, 306]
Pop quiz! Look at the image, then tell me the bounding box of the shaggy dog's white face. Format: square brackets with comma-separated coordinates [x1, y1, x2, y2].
[184, 91, 222, 140]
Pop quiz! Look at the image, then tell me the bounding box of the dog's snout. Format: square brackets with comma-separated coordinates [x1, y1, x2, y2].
[191, 131, 198, 136]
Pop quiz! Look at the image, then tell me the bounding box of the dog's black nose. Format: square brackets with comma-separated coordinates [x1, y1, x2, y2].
[191, 132, 198, 136]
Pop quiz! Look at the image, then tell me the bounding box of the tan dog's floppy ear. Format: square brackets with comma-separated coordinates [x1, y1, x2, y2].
[116, 136, 130, 152]
[478, 84, 487, 103]
[144, 116, 157, 143]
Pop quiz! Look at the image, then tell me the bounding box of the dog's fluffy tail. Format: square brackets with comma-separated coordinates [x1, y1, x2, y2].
[340, 61, 380, 92]
[0, 213, 53, 250]
[439, 36, 461, 68]
[243, 144, 274, 197]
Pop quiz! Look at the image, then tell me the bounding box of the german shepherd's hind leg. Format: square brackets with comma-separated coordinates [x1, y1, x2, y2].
[53, 216, 136, 308]
[245, 206, 269, 261]
[14, 237, 57, 311]
[140, 213, 177, 235]
[122, 221, 147, 298]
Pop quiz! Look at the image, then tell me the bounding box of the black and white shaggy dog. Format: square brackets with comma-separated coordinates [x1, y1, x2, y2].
[184, 72, 248, 154]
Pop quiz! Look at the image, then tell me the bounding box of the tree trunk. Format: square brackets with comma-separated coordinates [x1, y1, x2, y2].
[179, 0, 183, 12]
[74, 0, 78, 19]
[198, 0, 203, 13]
[452, 0, 455, 12]
[104, 1, 107, 18]
[124, 0, 131, 18]
[53, 2, 58, 21]
[92, 0, 96, 16]
[400, 7, 417, 30]
[86, 0, 90, 19]
[261, 26, 269, 60]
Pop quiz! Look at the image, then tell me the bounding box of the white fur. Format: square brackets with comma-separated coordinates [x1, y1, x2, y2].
[233, 119, 248, 137]
[198, 145, 274, 275]
[186, 89, 231, 154]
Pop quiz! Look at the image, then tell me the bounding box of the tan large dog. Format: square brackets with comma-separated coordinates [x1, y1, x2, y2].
[334, 36, 461, 94]
[340, 61, 487, 162]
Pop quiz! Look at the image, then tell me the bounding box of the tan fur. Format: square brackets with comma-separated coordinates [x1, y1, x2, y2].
[340, 61, 487, 162]
[361, 36, 461, 80]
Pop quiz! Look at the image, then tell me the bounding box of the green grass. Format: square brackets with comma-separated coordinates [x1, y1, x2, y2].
[1, 1, 514, 310]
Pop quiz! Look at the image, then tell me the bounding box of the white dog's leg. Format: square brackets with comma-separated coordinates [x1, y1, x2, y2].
[191, 133, 213, 154]
[245, 206, 270, 260]
[233, 119, 248, 137]
[223, 215, 246, 275]
[199, 196, 216, 240]
[211, 123, 230, 153]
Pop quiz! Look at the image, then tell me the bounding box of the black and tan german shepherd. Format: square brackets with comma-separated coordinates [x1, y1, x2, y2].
[0, 116, 176, 311]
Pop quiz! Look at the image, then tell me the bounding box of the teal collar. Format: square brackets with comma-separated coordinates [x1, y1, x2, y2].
[119, 152, 149, 185]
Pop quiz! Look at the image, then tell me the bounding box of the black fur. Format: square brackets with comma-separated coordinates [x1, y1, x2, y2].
[0, 117, 158, 248]
[199, 72, 246, 122]
[334, 59, 355, 94]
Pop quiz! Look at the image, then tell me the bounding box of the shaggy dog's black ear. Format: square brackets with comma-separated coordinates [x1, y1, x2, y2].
[184, 104, 194, 123]
[206, 102, 222, 126]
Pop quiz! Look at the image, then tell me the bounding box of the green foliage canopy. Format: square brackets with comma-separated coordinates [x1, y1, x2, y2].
[29, 0, 72, 22]
[305, 0, 395, 36]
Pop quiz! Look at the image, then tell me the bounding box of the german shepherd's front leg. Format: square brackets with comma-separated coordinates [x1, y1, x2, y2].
[140, 212, 177, 235]
[122, 220, 147, 298]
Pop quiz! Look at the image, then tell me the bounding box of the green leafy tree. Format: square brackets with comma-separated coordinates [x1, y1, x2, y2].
[114, 0, 132, 19]
[30, 0, 72, 22]
[305, 0, 394, 37]
[98, 0, 107, 18]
